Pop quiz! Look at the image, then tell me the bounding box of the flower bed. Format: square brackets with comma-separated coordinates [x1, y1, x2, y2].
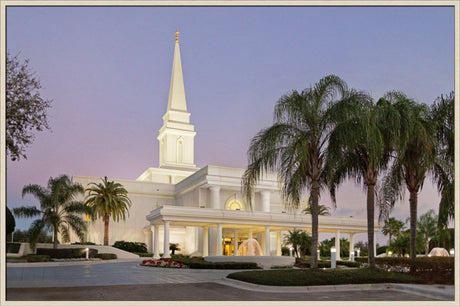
[141, 259, 187, 268]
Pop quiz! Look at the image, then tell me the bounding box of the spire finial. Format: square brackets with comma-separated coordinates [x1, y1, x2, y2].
[175, 30, 179, 43]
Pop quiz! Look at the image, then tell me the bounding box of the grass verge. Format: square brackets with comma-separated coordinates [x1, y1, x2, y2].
[227, 268, 424, 286]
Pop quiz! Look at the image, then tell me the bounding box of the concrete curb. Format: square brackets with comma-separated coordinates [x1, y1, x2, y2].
[216, 278, 455, 300]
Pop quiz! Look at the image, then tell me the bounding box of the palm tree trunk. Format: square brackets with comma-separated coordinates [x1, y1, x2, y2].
[53, 227, 58, 249]
[103, 214, 110, 246]
[310, 180, 319, 269]
[367, 184, 375, 268]
[409, 190, 418, 271]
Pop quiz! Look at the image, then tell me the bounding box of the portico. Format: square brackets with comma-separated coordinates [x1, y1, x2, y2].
[146, 205, 379, 258]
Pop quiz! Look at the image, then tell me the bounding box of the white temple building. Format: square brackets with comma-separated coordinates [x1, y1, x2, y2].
[72, 31, 380, 259]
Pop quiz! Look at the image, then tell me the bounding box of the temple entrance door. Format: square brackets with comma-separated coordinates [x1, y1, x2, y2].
[222, 237, 244, 256]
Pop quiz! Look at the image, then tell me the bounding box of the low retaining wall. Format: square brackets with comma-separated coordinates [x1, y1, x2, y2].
[204, 255, 295, 269]
[7, 243, 139, 259]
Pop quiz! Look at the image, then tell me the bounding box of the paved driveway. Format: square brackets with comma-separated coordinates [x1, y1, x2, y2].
[7, 259, 234, 288]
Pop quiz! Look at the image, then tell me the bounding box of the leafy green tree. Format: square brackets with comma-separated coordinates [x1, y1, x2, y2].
[303, 203, 331, 216]
[381, 217, 406, 245]
[381, 92, 436, 267]
[6, 206, 16, 236]
[325, 92, 397, 268]
[84, 176, 132, 245]
[242, 75, 361, 268]
[417, 209, 437, 255]
[283, 229, 304, 257]
[430, 92, 454, 230]
[13, 175, 87, 249]
[6, 52, 51, 161]
[169, 243, 181, 255]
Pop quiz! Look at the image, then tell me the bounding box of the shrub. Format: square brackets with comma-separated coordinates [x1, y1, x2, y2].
[113, 241, 147, 253]
[294, 258, 360, 268]
[134, 252, 153, 257]
[97, 253, 117, 260]
[170, 254, 260, 269]
[377, 245, 388, 255]
[7, 243, 21, 253]
[26, 254, 50, 262]
[72, 242, 96, 245]
[37, 248, 98, 259]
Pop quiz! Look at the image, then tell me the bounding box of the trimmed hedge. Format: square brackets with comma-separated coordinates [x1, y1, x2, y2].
[355, 256, 453, 272]
[27, 254, 50, 262]
[97, 253, 117, 260]
[37, 248, 98, 259]
[113, 241, 147, 253]
[295, 258, 360, 268]
[134, 252, 153, 257]
[171, 254, 260, 269]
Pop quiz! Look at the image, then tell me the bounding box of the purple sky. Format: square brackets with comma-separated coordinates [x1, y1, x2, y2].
[5, 6, 454, 245]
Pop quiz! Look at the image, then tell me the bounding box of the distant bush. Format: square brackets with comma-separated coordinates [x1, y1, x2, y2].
[377, 245, 388, 255]
[7, 243, 21, 253]
[37, 248, 98, 259]
[26, 254, 50, 262]
[294, 258, 360, 268]
[97, 253, 117, 260]
[171, 254, 260, 269]
[134, 252, 153, 257]
[113, 241, 147, 253]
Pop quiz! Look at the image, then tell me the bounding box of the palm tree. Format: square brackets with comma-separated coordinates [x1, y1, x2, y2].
[303, 203, 331, 216]
[417, 209, 437, 255]
[430, 92, 454, 230]
[242, 75, 361, 268]
[325, 94, 396, 267]
[382, 92, 436, 267]
[13, 175, 88, 249]
[84, 176, 132, 245]
[381, 217, 406, 245]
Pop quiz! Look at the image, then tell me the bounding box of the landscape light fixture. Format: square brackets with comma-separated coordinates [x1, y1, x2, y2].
[357, 248, 360, 257]
[289, 247, 293, 257]
[331, 247, 336, 269]
[388, 251, 392, 257]
[450, 249, 454, 256]
[85, 248, 89, 260]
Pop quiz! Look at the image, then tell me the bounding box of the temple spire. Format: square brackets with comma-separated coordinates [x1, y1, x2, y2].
[167, 30, 187, 112]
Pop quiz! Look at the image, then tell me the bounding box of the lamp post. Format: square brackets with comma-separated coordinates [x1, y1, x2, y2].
[331, 247, 336, 269]
[450, 249, 454, 257]
[388, 251, 392, 257]
[289, 247, 293, 257]
[317, 249, 320, 260]
[350, 250, 354, 262]
[85, 248, 89, 260]
[357, 248, 360, 257]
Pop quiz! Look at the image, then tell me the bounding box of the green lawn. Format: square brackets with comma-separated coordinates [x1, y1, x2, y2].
[227, 268, 424, 286]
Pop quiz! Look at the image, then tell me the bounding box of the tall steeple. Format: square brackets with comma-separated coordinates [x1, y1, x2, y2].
[157, 30, 197, 170]
[167, 30, 188, 112]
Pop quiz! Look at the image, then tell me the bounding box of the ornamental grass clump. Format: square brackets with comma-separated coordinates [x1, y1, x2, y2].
[141, 259, 187, 269]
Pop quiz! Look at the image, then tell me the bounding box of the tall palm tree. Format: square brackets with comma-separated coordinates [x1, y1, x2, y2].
[84, 176, 132, 245]
[325, 94, 396, 267]
[242, 75, 360, 268]
[13, 175, 88, 249]
[381, 217, 406, 245]
[417, 209, 437, 255]
[382, 92, 436, 267]
[430, 92, 454, 230]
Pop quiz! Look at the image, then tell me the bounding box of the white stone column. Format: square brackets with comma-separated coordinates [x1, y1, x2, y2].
[233, 231, 238, 256]
[349, 233, 354, 261]
[264, 226, 271, 256]
[216, 224, 223, 256]
[148, 226, 154, 254]
[276, 231, 281, 256]
[335, 230, 341, 260]
[260, 190, 271, 212]
[163, 221, 170, 259]
[202, 226, 209, 257]
[209, 186, 221, 209]
[153, 224, 160, 259]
